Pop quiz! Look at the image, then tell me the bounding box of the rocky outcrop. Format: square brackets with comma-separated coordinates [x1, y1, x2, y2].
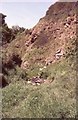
[0, 13, 6, 25]
[19, 2, 77, 70]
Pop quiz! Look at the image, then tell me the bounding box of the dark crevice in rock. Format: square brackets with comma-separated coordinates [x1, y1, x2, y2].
[0, 73, 8, 88]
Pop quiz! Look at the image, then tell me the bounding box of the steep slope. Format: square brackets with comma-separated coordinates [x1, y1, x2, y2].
[1, 1, 78, 118]
[2, 2, 77, 69]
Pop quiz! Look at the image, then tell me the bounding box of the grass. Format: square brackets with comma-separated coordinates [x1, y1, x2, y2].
[2, 57, 76, 118]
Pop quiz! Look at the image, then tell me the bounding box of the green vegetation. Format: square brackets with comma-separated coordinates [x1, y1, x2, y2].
[2, 56, 76, 118]
[0, 13, 25, 45]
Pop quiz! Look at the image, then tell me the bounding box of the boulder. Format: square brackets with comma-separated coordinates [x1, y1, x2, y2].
[31, 77, 44, 84]
[21, 61, 29, 69]
[55, 49, 63, 60]
[66, 16, 72, 25]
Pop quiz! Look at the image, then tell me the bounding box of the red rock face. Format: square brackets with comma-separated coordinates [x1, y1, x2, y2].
[19, 2, 77, 70]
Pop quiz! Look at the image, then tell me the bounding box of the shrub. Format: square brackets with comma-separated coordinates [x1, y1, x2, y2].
[39, 71, 49, 79]
[14, 66, 29, 81]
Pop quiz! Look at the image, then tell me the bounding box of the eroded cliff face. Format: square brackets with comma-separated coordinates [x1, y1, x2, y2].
[20, 2, 77, 69]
